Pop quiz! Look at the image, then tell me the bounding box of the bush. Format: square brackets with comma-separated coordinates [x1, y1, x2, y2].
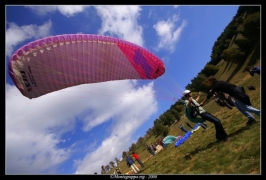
[222, 47, 246, 63]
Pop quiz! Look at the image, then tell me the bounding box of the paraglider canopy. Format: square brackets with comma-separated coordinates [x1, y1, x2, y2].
[8, 34, 165, 99]
[163, 135, 178, 146]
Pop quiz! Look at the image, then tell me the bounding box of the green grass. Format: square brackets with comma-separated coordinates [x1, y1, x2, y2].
[107, 57, 261, 174]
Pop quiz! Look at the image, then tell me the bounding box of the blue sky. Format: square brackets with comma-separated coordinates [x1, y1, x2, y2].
[5, 5, 239, 174]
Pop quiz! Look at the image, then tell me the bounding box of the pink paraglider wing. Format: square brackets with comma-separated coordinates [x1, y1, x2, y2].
[8, 34, 165, 99]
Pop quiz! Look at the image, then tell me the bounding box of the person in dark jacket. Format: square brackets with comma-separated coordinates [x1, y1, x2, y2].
[246, 65, 260, 76]
[200, 76, 260, 125]
[146, 145, 155, 156]
[126, 154, 139, 174]
[214, 92, 235, 109]
[151, 143, 157, 152]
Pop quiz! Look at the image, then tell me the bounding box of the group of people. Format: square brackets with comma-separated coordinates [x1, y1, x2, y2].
[125, 152, 145, 174]
[100, 165, 122, 175]
[183, 73, 260, 142]
[101, 152, 145, 175]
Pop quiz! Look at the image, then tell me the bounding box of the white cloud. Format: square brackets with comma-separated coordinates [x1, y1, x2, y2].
[5, 20, 52, 57]
[25, 5, 89, 17]
[73, 81, 158, 174]
[95, 5, 144, 47]
[153, 14, 187, 53]
[23, 5, 145, 47]
[56, 5, 88, 17]
[6, 80, 158, 174]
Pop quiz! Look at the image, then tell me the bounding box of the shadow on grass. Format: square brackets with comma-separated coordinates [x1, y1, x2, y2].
[183, 124, 257, 160]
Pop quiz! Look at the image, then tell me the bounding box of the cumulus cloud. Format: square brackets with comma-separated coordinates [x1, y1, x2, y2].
[95, 5, 144, 47]
[25, 5, 89, 17]
[6, 80, 158, 174]
[74, 81, 158, 174]
[153, 14, 187, 52]
[6, 20, 52, 57]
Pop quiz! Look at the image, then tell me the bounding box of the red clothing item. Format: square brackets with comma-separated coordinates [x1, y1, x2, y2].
[132, 153, 139, 160]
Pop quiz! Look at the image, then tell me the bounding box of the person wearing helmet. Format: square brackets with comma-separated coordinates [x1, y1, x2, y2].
[183, 89, 228, 142]
[200, 76, 260, 125]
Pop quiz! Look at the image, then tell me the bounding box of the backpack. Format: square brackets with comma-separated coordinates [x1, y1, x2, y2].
[247, 86, 256, 90]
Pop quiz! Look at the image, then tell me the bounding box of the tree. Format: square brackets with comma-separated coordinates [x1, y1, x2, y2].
[137, 137, 144, 146]
[222, 47, 246, 63]
[241, 12, 260, 43]
[161, 126, 169, 137]
[105, 165, 110, 172]
[201, 64, 219, 77]
[115, 157, 120, 165]
[153, 123, 169, 136]
[109, 161, 115, 168]
[236, 6, 260, 15]
[145, 128, 153, 137]
[169, 109, 180, 121]
[154, 118, 163, 125]
[234, 38, 253, 52]
[129, 143, 137, 152]
[174, 104, 185, 114]
[122, 151, 127, 158]
[153, 123, 165, 136]
[163, 110, 176, 126]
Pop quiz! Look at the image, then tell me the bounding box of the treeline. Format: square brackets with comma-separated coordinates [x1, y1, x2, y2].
[186, 6, 260, 93]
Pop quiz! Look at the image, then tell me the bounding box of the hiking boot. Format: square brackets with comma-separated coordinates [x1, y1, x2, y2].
[222, 137, 228, 142]
[246, 118, 256, 125]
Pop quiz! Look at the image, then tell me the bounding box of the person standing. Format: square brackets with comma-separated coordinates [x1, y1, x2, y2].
[114, 166, 122, 174]
[183, 90, 228, 142]
[101, 165, 107, 174]
[146, 145, 155, 156]
[158, 139, 167, 149]
[132, 152, 145, 168]
[151, 143, 157, 152]
[126, 154, 140, 174]
[200, 76, 260, 125]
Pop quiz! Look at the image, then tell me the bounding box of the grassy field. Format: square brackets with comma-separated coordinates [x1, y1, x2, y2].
[108, 57, 261, 175]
